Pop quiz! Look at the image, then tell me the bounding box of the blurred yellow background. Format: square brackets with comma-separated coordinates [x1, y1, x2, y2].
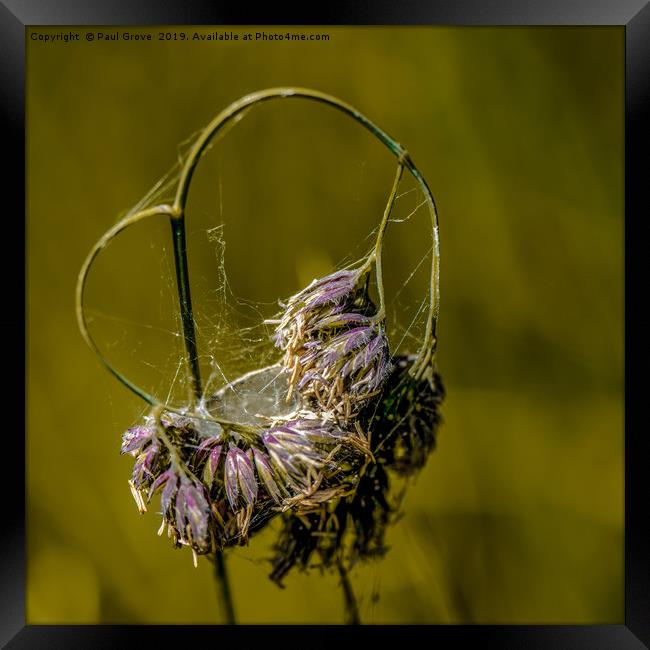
[26, 26, 623, 623]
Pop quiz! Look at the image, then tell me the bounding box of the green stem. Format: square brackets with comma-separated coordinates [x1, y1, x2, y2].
[76, 204, 176, 406]
[337, 559, 360, 625]
[215, 552, 237, 624]
[169, 216, 203, 404]
[370, 162, 405, 322]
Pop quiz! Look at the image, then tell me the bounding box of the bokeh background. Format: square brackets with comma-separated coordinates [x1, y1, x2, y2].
[26, 26, 623, 623]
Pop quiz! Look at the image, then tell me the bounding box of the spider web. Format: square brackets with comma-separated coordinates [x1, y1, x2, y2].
[82, 120, 435, 426]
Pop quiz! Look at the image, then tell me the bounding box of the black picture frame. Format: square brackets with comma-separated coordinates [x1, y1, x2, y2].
[7, 1, 647, 647]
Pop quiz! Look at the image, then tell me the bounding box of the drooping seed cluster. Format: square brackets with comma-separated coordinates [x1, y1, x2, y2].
[121, 267, 443, 575]
[121, 410, 367, 560]
[370, 355, 446, 476]
[269, 354, 445, 583]
[273, 268, 392, 418]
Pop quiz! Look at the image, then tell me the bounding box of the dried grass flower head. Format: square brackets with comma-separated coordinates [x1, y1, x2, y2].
[273, 266, 392, 418]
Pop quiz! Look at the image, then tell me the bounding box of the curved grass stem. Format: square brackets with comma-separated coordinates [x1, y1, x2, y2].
[77, 86, 441, 411]
[370, 162, 405, 322]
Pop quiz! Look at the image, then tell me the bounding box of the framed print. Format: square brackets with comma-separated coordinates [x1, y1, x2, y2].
[7, 0, 648, 646]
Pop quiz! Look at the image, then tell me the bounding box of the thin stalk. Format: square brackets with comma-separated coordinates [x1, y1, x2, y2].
[214, 552, 237, 624]
[368, 162, 405, 322]
[169, 216, 203, 404]
[169, 212, 237, 625]
[337, 559, 360, 625]
[75, 204, 176, 406]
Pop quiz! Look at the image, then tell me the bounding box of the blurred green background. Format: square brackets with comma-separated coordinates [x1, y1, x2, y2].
[26, 26, 623, 623]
